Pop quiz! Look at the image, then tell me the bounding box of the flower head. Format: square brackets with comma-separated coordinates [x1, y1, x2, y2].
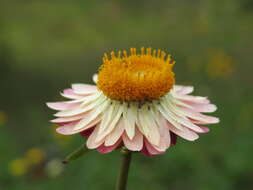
[47, 47, 219, 156]
[98, 48, 175, 101]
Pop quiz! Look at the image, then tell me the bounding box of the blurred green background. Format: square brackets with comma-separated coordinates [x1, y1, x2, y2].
[1, 0, 253, 189]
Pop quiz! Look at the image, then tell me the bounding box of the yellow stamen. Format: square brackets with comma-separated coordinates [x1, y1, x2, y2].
[97, 47, 175, 101]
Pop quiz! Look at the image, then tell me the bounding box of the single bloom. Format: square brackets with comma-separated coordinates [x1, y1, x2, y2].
[47, 48, 219, 156]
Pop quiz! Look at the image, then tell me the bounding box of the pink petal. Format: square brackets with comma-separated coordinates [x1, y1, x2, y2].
[186, 103, 217, 113]
[71, 84, 97, 95]
[61, 89, 84, 99]
[46, 102, 80, 111]
[170, 132, 177, 145]
[57, 121, 79, 126]
[141, 144, 153, 157]
[153, 116, 171, 151]
[105, 119, 125, 146]
[166, 120, 199, 141]
[145, 140, 165, 155]
[56, 115, 101, 135]
[171, 113, 206, 133]
[96, 140, 122, 154]
[180, 107, 220, 124]
[80, 128, 94, 138]
[50, 114, 86, 123]
[177, 94, 210, 104]
[177, 86, 194, 95]
[122, 129, 143, 151]
[192, 126, 210, 134]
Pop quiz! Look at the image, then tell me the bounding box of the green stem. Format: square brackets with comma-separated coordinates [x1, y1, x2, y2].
[62, 143, 89, 164]
[116, 148, 132, 190]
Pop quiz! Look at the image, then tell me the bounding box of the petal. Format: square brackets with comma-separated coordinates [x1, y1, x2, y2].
[72, 84, 97, 95]
[170, 132, 177, 145]
[61, 89, 84, 99]
[179, 107, 220, 124]
[86, 124, 105, 149]
[157, 103, 184, 130]
[54, 93, 105, 117]
[137, 105, 160, 146]
[182, 103, 217, 113]
[97, 140, 122, 154]
[176, 86, 194, 95]
[96, 102, 124, 142]
[141, 144, 153, 157]
[153, 114, 171, 151]
[122, 129, 143, 151]
[46, 102, 79, 111]
[93, 74, 98, 84]
[123, 103, 137, 140]
[174, 93, 210, 104]
[51, 114, 86, 123]
[73, 100, 109, 131]
[80, 128, 94, 138]
[192, 126, 210, 134]
[144, 140, 165, 155]
[105, 118, 125, 146]
[187, 103, 217, 113]
[56, 115, 102, 135]
[160, 97, 205, 133]
[165, 120, 199, 141]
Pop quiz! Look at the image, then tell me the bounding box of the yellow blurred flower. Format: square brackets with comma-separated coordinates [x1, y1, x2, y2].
[25, 148, 45, 165]
[207, 50, 235, 78]
[9, 158, 29, 176]
[0, 111, 8, 125]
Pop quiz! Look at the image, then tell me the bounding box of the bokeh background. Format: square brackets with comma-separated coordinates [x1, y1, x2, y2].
[1, 0, 253, 189]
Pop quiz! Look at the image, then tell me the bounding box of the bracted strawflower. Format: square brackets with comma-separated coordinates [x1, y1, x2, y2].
[47, 47, 219, 190]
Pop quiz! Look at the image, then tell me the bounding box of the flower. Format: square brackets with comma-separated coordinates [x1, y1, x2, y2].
[45, 158, 64, 178]
[206, 49, 235, 79]
[47, 48, 219, 156]
[9, 158, 29, 176]
[25, 148, 45, 165]
[0, 110, 8, 125]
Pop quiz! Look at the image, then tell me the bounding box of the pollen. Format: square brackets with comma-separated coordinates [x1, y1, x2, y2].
[97, 47, 175, 101]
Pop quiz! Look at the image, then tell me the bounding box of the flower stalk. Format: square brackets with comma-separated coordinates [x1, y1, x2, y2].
[62, 143, 89, 164]
[116, 148, 132, 190]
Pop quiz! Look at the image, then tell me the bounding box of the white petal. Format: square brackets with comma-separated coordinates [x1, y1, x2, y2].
[153, 113, 171, 151]
[123, 103, 137, 140]
[96, 102, 124, 142]
[161, 96, 205, 133]
[173, 93, 210, 104]
[137, 105, 160, 146]
[72, 84, 97, 95]
[86, 124, 104, 149]
[73, 100, 110, 131]
[104, 118, 124, 146]
[51, 114, 85, 123]
[166, 120, 199, 141]
[93, 74, 98, 84]
[156, 103, 184, 130]
[188, 104, 217, 113]
[97, 101, 115, 134]
[54, 93, 106, 117]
